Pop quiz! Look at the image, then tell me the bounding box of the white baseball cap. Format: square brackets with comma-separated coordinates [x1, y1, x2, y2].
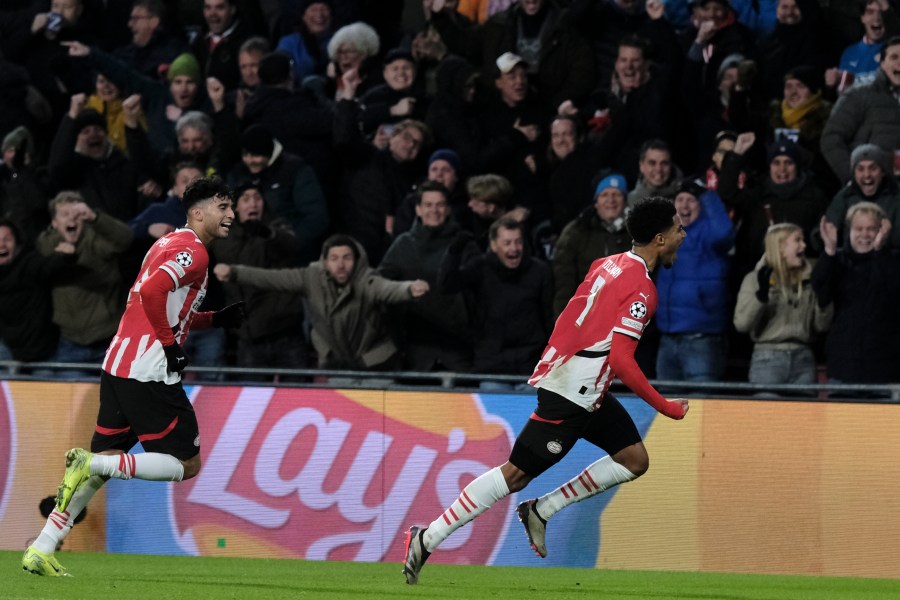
[495, 52, 527, 75]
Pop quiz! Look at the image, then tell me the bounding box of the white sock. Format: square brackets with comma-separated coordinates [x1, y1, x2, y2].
[422, 466, 510, 552]
[90, 453, 184, 482]
[33, 475, 105, 554]
[535, 456, 636, 521]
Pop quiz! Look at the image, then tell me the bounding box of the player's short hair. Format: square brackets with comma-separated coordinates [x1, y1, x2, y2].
[181, 176, 233, 213]
[322, 233, 360, 261]
[416, 180, 449, 204]
[489, 216, 523, 241]
[626, 196, 676, 245]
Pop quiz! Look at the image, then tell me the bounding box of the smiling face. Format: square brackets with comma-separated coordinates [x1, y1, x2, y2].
[303, 2, 332, 35]
[75, 125, 108, 160]
[783, 77, 811, 108]
[639, 148, 672, 188]
[863, 1, 886, 42]
[0, 225, 16, 266]
[95, 73, 120, 102]
[776, 0, 801, 25]
[203, 0, 236, 35]
[388, 125, 425, 163]
[550, 118, 577, 160]
[674, 192, 702, 227]
[595, 188, 625, 223]
[236, 187, 264, 222]
[849, 211, 881, 254]
[415, 190, 450, 228]
[490, 225, 524, 269]
[880, 42, 900, 86]
[325, 245, 355, 285]
[191, 194, 235, 244]
[769, 155, 797, 184]
[383, 58, 415, 91]
[854, 159, 884, 197]
[780, 229, 806, 269]
[615, 45, 646, 93]
[427, 159, 458, 190]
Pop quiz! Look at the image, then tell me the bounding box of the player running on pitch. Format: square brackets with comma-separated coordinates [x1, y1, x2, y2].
[402, 196, 690, 584]
[22, 177, 245, 576]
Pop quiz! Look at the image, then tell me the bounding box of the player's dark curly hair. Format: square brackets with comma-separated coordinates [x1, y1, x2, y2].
[181, 176, 234, 213]
[626, 196, 676, 245]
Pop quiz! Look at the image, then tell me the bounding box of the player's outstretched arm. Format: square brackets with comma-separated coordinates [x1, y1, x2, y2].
[608, 333, 689, 420]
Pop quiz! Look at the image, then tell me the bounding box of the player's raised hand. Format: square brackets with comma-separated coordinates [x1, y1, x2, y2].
[666, 398, 689, 419]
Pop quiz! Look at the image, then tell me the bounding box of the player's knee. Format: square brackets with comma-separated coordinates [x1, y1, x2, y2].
[500, 461, 532, 492]
[181, 455, 202, 480]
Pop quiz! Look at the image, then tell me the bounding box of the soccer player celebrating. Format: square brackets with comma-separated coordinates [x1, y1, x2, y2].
[22, 177, 245, 576]
[402, 196, 690, 584]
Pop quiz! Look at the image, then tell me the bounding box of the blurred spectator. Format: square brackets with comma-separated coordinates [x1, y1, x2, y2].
[216, 234, 429, 371]
[683, 0, 756, 95]
[242, 51, 335, 185]
[655, 179, 734, 383]
[0, 57, 51, 144]
[812, 202, 900, 386]
[820, 35, 900, 184]
[459, 173, 514, 245]
[191, 0, 262, 90]
[48, 100, 155, 223]
[71, 42, 208, 155]
[552, 173, 631, 315]
[455, 0, 516, 24]
[730, 0, 779, 37]
[112, 0, 190, 80]
[211, 182, 310, 375]
[128, 162, 204, 244]
[823, 144, 900, 249]
[718, 133, 829, 279]
[35, 192, 133, 378]
[831, 0, 900, 89]
[582, 36, 678, 185]
[85, 72, 149, 156]
[223, 36, 270, 119]
[439, 217, 553, 387]
[756, 0, 823, 102]
[545, 115, 602, 236]
[359, 48, 428, 134]
[393, 148, 467, 236]
[227, 125, 329, 265]
[0, 219, 76, 368]
[276, 0, 335, 81]
[0, 126, 51, 244]
[429, 0, 595, 110]
[705, 130, 747, 191]
[683, 50, 745, 167]
[333, 71, 429, 264]
[627, 140, 683, 206]
[734, 222, 831, 387]
[304, 21, 382, 105]
[380, 181, 479, 372]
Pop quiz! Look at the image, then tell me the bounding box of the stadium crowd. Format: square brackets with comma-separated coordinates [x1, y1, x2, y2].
[1, 0, 900, 388]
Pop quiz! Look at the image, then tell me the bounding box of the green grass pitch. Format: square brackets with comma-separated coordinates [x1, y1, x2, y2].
[6, 551, 900, 600]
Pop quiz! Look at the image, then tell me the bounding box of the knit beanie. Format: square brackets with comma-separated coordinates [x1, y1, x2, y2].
[594, 174, 628, 198]
[73, 109, 107, 133]
[428, 149, 461, 174]
[784, 65, 823, 95]
[766, 140, 802, 165]
[850, 143, 891, 174]
[168, 53, 202, 82]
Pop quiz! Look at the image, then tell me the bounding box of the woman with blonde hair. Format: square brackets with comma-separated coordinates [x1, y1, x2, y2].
[734, 222, 832, 386]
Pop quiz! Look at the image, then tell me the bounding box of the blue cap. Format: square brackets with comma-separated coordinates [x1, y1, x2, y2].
[594, 174, 627, 198]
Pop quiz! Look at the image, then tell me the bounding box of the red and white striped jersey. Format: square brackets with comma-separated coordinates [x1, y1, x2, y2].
[102, 228, 209, 384]
[528, 251, 656, 411]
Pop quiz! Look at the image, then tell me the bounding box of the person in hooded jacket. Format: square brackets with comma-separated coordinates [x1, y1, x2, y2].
[215, 233, 429, 371]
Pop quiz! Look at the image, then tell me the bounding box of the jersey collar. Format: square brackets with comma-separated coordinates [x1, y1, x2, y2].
[625, 250, 649, 272]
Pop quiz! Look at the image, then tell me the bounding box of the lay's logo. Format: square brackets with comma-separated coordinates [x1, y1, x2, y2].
[0, 383, 15, 523]
[172, 387, 514, 564]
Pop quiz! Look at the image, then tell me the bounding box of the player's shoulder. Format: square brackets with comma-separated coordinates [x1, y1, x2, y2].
[156, 229, 208, 266]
